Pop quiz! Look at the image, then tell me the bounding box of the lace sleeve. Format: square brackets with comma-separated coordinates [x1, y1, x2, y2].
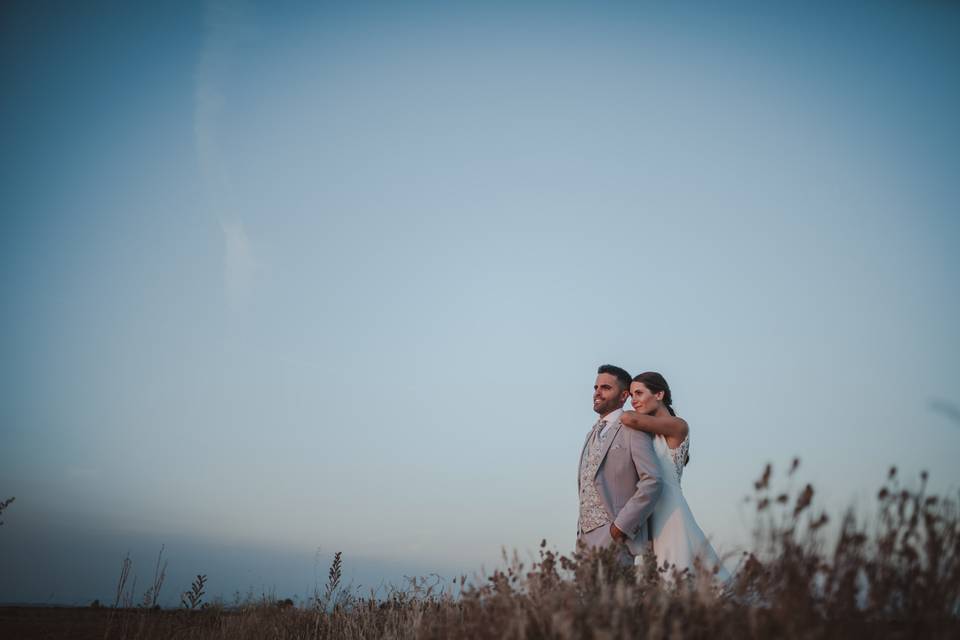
[671, 436, 689, 483]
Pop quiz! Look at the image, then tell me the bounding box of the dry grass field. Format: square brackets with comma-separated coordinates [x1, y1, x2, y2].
[2, 463, 958, 639]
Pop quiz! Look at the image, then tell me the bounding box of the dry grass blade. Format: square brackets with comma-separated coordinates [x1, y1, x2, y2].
[0, 496, 14, 527]
[181, 575, 207, 610]
[142, 546, 167, 609]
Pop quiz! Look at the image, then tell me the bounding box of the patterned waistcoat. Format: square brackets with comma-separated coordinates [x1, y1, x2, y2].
[578, 428, 611, 533]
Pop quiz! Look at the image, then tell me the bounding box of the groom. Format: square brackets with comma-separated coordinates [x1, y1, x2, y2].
[577, 364, 662, 565]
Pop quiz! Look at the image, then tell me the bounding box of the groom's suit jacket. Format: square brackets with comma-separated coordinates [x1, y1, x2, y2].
[578, 410, 663, 547]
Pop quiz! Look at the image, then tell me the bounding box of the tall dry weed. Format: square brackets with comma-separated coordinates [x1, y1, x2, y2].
[0, 496, 14, 527]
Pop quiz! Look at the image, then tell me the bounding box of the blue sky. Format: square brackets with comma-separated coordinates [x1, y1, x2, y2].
[2, 0, 959, 604]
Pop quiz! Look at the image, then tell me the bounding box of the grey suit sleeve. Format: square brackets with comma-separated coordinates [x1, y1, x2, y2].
[613, 429, 663, 539]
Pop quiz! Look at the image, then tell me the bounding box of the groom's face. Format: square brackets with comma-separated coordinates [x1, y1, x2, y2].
[593, 373, 628, 416]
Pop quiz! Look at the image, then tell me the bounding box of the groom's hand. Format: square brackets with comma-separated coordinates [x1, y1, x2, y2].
[609, 523, 627, 543]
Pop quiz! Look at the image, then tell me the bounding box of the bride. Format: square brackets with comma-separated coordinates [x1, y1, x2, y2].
[620, 372, 729, 581]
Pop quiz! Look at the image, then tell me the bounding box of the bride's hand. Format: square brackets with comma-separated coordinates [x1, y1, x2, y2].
[620, 410, 647, 432]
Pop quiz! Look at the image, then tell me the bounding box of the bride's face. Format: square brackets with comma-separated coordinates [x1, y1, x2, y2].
[630, 382, 663, 415]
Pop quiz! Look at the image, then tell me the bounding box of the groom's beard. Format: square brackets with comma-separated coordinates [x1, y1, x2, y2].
[593, 398, 622, 416]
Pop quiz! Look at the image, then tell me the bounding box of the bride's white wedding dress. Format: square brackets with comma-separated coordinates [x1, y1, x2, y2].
[641, 433, 730, 581]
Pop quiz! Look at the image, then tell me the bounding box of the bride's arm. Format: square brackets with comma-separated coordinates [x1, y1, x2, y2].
[620, 411, 689, 440]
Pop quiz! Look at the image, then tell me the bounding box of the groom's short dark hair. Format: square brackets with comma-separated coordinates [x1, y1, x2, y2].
[597, 364, 631, 391]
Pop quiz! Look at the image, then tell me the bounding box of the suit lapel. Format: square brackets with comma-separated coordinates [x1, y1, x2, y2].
[577, 430, 594, 489]
[580, 429, 594, 455]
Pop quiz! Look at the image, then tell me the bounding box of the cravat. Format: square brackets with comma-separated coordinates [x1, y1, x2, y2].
[592, 419, 608, 448]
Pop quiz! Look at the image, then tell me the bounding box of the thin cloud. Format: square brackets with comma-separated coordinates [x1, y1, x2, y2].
[930, 398, 960, 427]
[194, 0, 258, 309]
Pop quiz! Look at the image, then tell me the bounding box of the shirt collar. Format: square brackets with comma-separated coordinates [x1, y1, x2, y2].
[598, 408, 623, 426]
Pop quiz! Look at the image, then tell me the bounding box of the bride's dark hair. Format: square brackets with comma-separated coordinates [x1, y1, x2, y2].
[632, 371, 675, 416]
[632, 371, 689, 466]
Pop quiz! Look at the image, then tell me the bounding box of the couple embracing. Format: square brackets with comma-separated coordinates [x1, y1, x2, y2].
[577, 364, 728, 580]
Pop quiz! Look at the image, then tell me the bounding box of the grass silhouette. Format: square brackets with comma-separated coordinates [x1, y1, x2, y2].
[3, 463, 958, 639]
